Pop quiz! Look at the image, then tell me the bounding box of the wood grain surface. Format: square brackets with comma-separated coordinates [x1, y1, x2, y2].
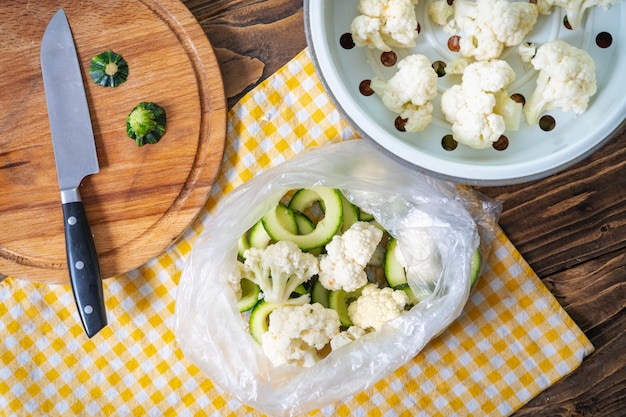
[0, 0, 226, 284]
[187, 1, 626, 416]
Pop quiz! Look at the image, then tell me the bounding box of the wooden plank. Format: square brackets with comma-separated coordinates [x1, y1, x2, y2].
[512, 251, 626, 417]
[478, 125, 626, 277]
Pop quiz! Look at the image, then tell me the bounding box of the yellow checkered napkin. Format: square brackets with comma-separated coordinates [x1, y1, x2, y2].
[0, 49, 593, 416]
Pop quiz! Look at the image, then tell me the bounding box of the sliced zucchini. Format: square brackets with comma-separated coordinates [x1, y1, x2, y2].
[359, 210, 375, 222]
[294, 211, 315, 234]
[249, 300, 281, 344]
[385, 237, 430, 302]
[395, 283, 419, 307]
[470, 249, 481, 288]
[248, 219, 271, 249]
[368, 219, 386, 232]
[275, 203, 298, 234]
[311, 279, 330, 308]
[291, 284, 309, 298]
[237, 233, 250, 259]
[289, 188, 326, 218]
[340, 194, 360, 233]
[294, 211, 323, 256]
[263, 187, 343, 251]
[384, 237, 407, 288]
[238, 278, 260, 312]
[247, 204, 299, 251]
[328, 287, 363, 328]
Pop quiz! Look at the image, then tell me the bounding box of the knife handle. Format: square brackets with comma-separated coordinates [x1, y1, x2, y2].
[62, 201, 107, 338]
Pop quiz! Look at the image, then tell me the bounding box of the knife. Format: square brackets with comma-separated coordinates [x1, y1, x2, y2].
[40, 9, 107, 338]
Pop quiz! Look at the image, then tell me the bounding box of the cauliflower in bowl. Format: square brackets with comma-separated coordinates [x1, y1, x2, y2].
[428, 0, 538, 61]
[440, 59, 523, 149]
[350, 0, 420, 51]
[370, 54, 439, 132]
[523, 40, 597, 126]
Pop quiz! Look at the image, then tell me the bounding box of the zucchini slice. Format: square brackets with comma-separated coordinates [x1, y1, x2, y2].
[395, 283, 419, 307]
[238, 278, 260, 312]
[237, 233, 250, 260]
[384, 237, 407, 288]
[89, 50, 129, 87]
[328, 287, 363, 328]
[470, 249, 481, 288]
[249, 300, 281, 344]
[294, 211, 315, 234]
[291, 284, 309, 298]
[275, 203, 298, 234]
[246, 204, 299, 251]
[248, 219, 272, 249]
[263, 187, 343, 251]
[340, 194, 360, 233]
[359, 210, 375, 222]
[311, 279, 330, 308]
[294, 211, 323, 255]
[289, 188, 326, 219]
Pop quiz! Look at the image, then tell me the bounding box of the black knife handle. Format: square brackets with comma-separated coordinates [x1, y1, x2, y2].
[62, 201, 107, 338]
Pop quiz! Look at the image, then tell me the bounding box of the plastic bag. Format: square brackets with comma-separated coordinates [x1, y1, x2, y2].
[174, 140, 501, 416]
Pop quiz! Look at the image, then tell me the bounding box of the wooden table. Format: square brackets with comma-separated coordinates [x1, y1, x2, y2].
[185, 1, 626, 416]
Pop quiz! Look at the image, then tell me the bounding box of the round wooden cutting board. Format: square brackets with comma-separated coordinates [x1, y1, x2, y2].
[0, 0, 226, 284]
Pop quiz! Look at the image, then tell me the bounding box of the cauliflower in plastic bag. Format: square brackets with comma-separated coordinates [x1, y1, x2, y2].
[174, 140, 501, 416]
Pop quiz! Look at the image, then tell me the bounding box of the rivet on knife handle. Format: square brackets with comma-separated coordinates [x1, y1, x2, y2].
[63, 197, 107, 338]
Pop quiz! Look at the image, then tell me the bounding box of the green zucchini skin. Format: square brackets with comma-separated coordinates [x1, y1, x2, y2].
[238, 278, 260, 312]
[249, 300, 281, 344]
[89, 50, 129, 87]
[263, 187, 343, 251]
[328, 287, 363, 329]
[470, 250, 482, 288]
[339, 194, 359, 233]
[311, 279, 330, 308]
[126, 102, 167, 146]
[384, 237, 407, 288]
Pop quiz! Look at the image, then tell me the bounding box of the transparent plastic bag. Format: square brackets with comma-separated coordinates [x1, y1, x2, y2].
[174, 140, 501, 416]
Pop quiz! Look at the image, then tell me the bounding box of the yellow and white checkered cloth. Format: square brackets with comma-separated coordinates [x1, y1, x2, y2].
[0, 49, 594, 416]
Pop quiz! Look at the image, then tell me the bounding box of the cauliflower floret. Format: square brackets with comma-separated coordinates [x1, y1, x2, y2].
[445, 57, 472, 75]
[350, 15, 389, 51]
[348, 284, 409, 331]
[243, 240, 319, 304]
[261, 303, 341, 367]
[330, 326, 367, 351]
[524, 40, 597, 126]
[428, 0, 455, 30]
[370, 54, 439, 132]
[318, 221, 384, 292]
[534, 0, 620, 30]
[429, 0, 538, 61]
[350, 0, 419, 51]
[226, 261, 244, 300]
[440, 59, 522, 149]
[518, 41, 538, 64]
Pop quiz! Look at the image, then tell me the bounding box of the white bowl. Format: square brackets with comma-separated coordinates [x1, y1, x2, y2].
[304, 0, 626, 185]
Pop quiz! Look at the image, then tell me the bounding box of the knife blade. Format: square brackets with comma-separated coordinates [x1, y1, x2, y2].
[41, 9, 107, 338]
